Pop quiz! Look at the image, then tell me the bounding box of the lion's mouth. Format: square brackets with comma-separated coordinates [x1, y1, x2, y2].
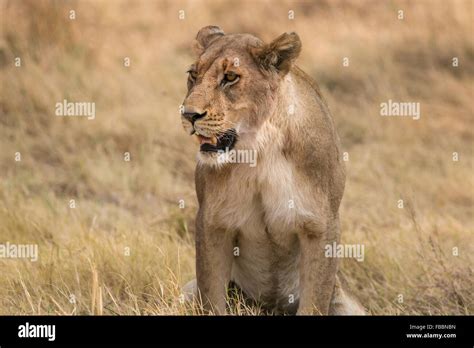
[194, 129, 237, 152]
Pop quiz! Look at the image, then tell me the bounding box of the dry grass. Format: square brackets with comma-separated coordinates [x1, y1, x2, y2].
[0, 0, 472, 315]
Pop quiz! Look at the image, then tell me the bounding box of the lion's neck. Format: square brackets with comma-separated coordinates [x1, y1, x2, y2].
[254, 73, 299, 154]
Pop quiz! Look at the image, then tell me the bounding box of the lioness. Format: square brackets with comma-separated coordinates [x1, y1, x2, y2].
[181, 26, 365, 315]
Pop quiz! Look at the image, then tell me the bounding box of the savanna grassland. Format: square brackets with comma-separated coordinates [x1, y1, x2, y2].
[0, 0, 472, 315]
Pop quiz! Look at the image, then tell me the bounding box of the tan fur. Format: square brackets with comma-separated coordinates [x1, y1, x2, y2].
[181, 26, 365, 315]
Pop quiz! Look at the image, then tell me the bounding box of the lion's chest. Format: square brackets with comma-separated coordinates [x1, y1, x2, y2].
[216, 153, 305, 237]
[212, 153, 311, 307]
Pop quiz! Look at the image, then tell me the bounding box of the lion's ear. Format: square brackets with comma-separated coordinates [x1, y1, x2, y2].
[194, 25, 225, 54]
[253, 32, 301, 74]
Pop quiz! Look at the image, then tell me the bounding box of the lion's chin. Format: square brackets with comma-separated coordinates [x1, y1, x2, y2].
[196, 150, 228, 168]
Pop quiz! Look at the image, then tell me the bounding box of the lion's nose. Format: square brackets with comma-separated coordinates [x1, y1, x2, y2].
[182, 111, 207, 124]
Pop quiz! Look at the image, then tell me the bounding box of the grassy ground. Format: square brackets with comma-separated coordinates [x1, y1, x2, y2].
[0, 0, 472, 315]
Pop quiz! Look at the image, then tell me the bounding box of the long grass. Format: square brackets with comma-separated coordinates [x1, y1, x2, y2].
[0, 0, 472, 315]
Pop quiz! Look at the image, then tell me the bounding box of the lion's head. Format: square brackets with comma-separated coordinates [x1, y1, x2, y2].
[181, 26, 301, 165]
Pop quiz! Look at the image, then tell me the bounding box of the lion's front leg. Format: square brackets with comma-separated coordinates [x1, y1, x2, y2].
[297, 218, 339, 315]
[195, 213, 234, 315]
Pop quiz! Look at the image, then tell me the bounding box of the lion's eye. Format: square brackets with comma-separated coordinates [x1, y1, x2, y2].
[188, 70, 198, 80]
[225, 72, 237, 81]
[225, 72, 238, 81]
[222, 72, 240, 87]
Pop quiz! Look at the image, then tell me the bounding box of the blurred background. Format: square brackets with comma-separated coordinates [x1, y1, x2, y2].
[0, 0, 472, 314]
